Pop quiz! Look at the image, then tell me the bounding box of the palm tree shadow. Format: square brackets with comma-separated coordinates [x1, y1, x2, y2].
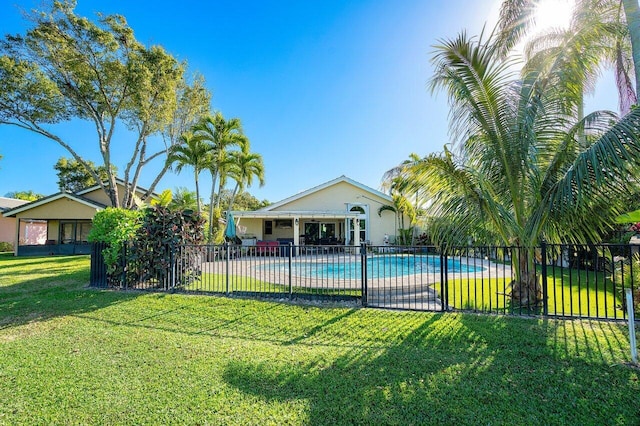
[223, 313, 638, 424]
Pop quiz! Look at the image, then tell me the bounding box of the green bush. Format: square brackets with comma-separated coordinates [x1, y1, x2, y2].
[88, 208, 143, 276]
[0, 241, 14, 252]
[127, 206, 206, 288]
[620, 253, 640, 314]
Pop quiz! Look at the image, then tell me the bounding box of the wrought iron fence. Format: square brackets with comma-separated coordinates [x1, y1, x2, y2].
[90, 241, 640, 321]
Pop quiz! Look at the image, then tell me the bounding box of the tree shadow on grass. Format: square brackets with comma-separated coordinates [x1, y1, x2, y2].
[0, 255, 140, 330]
[223, 313, 640, 425]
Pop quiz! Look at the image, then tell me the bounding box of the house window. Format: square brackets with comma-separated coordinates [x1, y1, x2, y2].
[275, 219, 292, 228]
[304, 222, 336, 244]
[264, 220, 273, 235]
[60, 222, 75, 244]
[59, 220, 93, 244]
[78, 222, 92, 243]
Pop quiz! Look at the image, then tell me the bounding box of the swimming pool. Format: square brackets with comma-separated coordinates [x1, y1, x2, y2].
[258, 254, 485, 279]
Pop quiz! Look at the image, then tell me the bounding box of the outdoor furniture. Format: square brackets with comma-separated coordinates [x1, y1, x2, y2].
[256, 240, 279, 256]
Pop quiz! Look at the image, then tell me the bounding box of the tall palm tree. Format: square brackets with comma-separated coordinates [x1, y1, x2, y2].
[193, 112, 249, 239]
[226, 150, 265, 215]
[418, 28, 640, 305]
[498, 0, 638, 113]
[166, 132, 210, 214]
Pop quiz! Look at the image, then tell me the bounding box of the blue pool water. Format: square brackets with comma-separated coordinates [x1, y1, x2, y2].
[259, 255, 485, 279]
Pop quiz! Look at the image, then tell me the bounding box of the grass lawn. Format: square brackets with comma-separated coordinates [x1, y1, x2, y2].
[1, 253, 640, 425]
[445, 267, 625, 319]
[185, 273, 360, 298]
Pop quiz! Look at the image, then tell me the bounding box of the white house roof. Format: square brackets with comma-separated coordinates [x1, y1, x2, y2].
[2, 193, 107, 217]
[260, 175, 392, 212]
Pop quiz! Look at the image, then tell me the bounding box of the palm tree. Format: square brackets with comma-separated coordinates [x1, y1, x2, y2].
[166, 132, 210, 214]
[381, 153, 424, 244]
[417, 27, 640, 306]
[170, 187, 199, 211]
[498, 0, 638, 113]
[193, 112, 249, 240]
[226, 150, 265, 215]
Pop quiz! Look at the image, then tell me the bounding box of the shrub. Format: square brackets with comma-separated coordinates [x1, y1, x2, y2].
[616, 253, 640, 314]
[127, 206, 206, 288]
[0, 241, 13, 252]
[88, 208, 144, 278]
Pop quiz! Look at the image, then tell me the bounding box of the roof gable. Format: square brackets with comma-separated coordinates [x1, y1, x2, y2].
[2, 193, 107, 217]
[262, 175, 392, 211]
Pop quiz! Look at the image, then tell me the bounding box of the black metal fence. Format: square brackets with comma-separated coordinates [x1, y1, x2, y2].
[90, 241, 640, 321]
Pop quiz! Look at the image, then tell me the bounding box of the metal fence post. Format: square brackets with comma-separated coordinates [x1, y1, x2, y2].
[440, 251, 448, 311]
[626, 288, 638, 363]
[121, 243, 127, 289]
[225, 242, 230, 295]
[170, 243, 176, 291]
[288, 243, 293, 300]
[361, 243, 368, 306]
[540, 241, 548, 316]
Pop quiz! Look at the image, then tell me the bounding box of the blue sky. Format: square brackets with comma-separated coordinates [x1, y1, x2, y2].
[0, 0, 618, 203]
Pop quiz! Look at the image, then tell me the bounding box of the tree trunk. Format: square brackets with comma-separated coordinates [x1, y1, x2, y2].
[207, 172, 218, 241]
[508, 246, 542, 308]
[623, 0, 640, 100]
[194, 173, 201, 215]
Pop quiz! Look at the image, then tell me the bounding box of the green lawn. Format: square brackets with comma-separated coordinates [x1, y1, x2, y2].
[1, 253, 640, 424]
[445, 267, 625, 319]
[185, 273, 360, 298]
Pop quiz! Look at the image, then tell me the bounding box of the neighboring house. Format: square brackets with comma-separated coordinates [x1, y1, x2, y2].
[231, 175, 406, 249]
[2, 180, 154, 256]
[0, 197, 46, 249]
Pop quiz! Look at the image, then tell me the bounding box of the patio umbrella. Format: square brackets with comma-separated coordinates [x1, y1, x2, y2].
[225, 212, 237, 240]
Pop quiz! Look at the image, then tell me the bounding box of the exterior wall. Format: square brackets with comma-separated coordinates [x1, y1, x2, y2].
[82, 187, 112, 206]
[14, 198, 99, 220]
[82, 183, 153, 207]
[48, 220, 59, 241]
[272, 181, 390, 212]
[0, 216, 15, 244]
[369, 211, 399, 246]
[236, 218, 263, 240]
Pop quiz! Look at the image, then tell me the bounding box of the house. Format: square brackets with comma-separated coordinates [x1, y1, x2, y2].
[231, 175, 405, 250]
[2, 180, 154, 256]
[0, 197, 45, 250]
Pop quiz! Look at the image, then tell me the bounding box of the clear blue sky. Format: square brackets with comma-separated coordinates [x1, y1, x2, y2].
[0, 0, 618, 203]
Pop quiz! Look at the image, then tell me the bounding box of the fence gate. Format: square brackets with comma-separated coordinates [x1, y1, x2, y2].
[362, 247, 446, 312]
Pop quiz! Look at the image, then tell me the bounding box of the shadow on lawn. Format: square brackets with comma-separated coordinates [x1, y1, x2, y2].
[222, 313, 640, 424]
[0, 255, 140, 330]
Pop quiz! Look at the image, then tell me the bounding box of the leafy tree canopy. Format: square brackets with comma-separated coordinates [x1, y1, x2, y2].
[216, 189, 269, 211]
[0, 0, 210, 209]
[54, 157, 115, 192]
[5, 190, 45, 201]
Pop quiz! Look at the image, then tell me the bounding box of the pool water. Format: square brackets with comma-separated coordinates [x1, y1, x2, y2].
[261, 255, 485, 279]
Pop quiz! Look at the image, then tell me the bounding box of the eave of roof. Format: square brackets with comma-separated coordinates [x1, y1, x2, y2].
[261, 175, 392, 211]
[231, 210, 361, 219]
